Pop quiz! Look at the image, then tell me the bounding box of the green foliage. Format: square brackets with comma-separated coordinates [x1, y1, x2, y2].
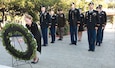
[28, 10, 38, 22]
[108, 2, 115, 8]
[108, 16, 114, 24]
[0, 0, 112, 22]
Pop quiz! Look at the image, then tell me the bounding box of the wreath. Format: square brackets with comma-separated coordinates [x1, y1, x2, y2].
[1, 23, 37, 60]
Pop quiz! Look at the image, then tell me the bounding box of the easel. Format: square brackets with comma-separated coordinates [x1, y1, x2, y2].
[11, 36, 33, 68]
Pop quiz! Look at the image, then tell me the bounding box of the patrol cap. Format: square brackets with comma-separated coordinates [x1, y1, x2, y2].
[88, 2, 94, 5]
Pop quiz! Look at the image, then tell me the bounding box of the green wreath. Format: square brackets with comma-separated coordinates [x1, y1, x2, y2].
[1, 23, 37, 60]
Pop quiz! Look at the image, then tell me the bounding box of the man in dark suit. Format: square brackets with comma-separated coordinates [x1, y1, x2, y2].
[84, 2, 99, 52]
[40, 6, 50, 46]
[68, 3, 80, 45]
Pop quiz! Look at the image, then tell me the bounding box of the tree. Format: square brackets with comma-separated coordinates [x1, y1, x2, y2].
[108, 2, 115, 8]
[4, 0, 61, 22]
[0, 0, 109, 22]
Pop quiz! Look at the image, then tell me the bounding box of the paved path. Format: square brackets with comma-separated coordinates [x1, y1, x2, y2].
[0, 28, 115, 68]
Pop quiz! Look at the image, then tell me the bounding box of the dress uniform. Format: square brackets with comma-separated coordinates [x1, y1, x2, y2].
[68, 6, 80, 45]
[57, 9, 66, 40]
[49, 14, 57, 43]
[96, 5, 107, 46]
[84, 2, 99, 51]
[99, 5, 107, 43]
[40, 11, 50, 46]
[26, 22, 41, 53]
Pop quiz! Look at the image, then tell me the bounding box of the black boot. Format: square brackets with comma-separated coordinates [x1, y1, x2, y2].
[98, 43, 101, 46]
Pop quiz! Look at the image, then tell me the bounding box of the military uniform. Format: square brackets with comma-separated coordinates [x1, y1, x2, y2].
[49, 14, 57, 43]
[96, 10, 107, 45]
[85, 10, 99, 51]
[40, 11, 50, 46]
[78, 13, 84, 32]
[26, 22, 41, 53]
[68, 8, 80, 45]
[101, 11, 107, 43]
[57, 13, 66, 40]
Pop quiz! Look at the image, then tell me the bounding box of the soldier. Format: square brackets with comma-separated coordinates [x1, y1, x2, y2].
[84, 2, 99, 52]
[40, 6, 50, 46]
[49, 10, 57, 43]
[99, 5, 107, 44]
[57, 8, 66, 41]
[78, 8, 84, 42]
[96, 5, 107, 46]
[68, 3, 80, 45]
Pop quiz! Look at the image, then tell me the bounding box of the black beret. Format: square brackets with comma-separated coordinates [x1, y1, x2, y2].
[88, 2, 94, 5]
[71, 2, 75, 6]
[98, 4, 102, 8]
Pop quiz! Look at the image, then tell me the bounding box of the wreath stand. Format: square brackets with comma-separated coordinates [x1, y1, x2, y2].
[11, 37, 33, 68]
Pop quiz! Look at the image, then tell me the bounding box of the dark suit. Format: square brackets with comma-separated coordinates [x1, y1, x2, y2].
[85, 10, 99, 51]
[40, 12, 50, 45]
[68, 8, 80, 44]
[49, 14, 57, 42]
[26, 22, 41, 53]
